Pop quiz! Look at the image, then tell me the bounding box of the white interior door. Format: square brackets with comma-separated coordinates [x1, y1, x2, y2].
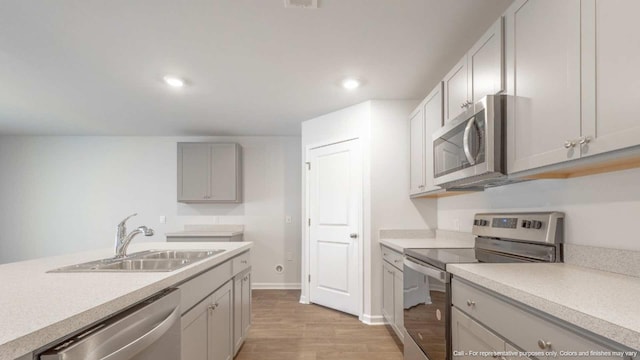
[308, 139, 361, 316]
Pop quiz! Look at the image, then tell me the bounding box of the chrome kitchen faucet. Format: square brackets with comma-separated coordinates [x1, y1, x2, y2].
[114, 213, 154, 258]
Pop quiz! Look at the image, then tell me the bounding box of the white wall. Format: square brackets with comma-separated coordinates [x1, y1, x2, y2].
[437, 166, 640, 251]
[369, 100, 437, 320]
[0, 136, 302, 287]
[300, 100, 437, 322]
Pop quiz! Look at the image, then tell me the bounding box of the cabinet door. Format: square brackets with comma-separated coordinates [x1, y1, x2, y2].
[452, 307, 505, 359]
[382, 261, 395, 325]
[505, 0, 582, 173]
[581, 0, 640, 157]
[409, 104, 425, 195]
[209, 282, 233, 360]
[393, 268, 404, 339]
[469, 17, 504, 103]
[178, 143, 211, 201]
[210, 144, 240, 202]
[233, 275, 243, 355]
[241, 271, 252, 336]
[443, 55, 469, 124]
[423, 82, 444, 193]
[181, 295, 212, 360]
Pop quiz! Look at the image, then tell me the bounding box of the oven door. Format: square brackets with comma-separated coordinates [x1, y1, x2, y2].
[403, 256, 450, 360]
[432, 95, 503, 187]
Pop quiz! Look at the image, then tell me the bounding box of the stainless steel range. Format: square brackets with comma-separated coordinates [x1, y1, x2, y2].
[402, 212, 565, 360]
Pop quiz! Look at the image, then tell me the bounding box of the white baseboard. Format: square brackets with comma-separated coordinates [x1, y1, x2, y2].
[251, 283, 301, 290]
[299, 295, 310, 304]
[360, 313, 386, 325]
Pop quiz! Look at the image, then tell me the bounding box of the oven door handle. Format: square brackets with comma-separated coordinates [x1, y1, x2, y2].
[404, 258, 448, 283]
[463, 116, 477, 165]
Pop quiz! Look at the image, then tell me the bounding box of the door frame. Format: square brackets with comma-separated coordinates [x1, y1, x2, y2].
[300, 137, 364, 321]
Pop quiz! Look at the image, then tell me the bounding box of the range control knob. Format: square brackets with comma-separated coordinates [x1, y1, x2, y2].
[522, 220, 531, 228]
[532, 221, 543, 229]
[473, 220, 479, 226]
[481, 220, 489, 226]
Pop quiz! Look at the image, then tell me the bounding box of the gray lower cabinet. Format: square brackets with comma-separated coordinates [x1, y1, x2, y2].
[177, 142, 242, 203]
[381, 245, 404, 342]
[233, 268, 252, 356]
[451, 278, 627, 360]
[182, 281, 233, 360]
[179, 251, 252, 360]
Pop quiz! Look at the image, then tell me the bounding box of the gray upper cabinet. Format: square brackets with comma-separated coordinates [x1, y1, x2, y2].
[443, 55, 469, 124]
[423, 82, 444, 193]
[409, 104, 426, 195]
[444, 17, 504, 125]
[580, 0, 640, 158]
[505, 0, 582, 174]
[468, 17, 504, 104]
[409, 82, 444, 197]
[177, 143, 242, 203]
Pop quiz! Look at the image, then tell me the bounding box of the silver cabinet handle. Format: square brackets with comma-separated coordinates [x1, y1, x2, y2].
[240, 260, 248, 264]
[460, 103, 466, 109]
[466, 299, 476, 307]
[579, 136, 591, 145]
[350, 233, 358, 239]
[393, 259, 401, 263]
[564, 140, 576, 149]
[537, 339, 552, 349]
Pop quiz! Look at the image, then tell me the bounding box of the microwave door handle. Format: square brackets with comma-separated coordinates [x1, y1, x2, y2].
[463, 116, 476, 165]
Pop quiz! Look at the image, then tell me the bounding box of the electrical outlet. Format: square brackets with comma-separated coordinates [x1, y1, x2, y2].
[285, 216, 292, 224]
[159, 216, 167, 224]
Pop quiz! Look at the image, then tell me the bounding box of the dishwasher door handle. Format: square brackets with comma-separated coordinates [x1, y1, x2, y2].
[102, 306, 180, 360]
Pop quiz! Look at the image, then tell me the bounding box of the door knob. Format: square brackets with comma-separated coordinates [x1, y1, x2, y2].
[349, 233, 358, 239]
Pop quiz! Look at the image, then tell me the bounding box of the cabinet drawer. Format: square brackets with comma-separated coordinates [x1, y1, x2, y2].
[232, 251, 250, 275]
[381, 245, 403, 271]
[452, 279, 618, 357]
[179, 260, 232, 315]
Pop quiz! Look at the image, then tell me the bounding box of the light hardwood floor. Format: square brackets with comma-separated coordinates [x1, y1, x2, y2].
[235, 290, 403, 360]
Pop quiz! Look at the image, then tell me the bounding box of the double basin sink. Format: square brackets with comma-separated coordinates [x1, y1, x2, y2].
[49, 249, 225, 273]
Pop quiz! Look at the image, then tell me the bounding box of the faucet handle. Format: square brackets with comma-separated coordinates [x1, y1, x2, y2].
[118, 213, 138, 227]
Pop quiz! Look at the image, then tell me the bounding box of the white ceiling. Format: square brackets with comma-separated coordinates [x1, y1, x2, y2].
[0, 0, 512, 136]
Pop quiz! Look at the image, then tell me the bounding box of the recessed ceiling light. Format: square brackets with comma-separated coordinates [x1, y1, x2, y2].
[163, 75, 185, 88]
[341, 78, 361, 90]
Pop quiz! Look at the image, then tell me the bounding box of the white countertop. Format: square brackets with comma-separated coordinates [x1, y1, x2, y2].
[0, 241, 252, 360]
[448, 263, 640, 350]
[379, 237, 474, 253]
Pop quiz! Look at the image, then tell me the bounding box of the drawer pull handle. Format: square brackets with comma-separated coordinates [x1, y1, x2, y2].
[241, 260, 248, 264]
[394, 259, 401, 263]
[466, 299, 476, 307]
[537, 339, 552, 349]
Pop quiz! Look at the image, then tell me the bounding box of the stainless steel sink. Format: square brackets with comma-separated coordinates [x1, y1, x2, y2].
[97, 259, 191, 271]
[129, 250, 224, 260]
[48, 249, 224, 273]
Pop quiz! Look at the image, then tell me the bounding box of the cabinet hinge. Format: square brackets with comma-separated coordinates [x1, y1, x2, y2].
[306, 162, 311, 170]
[308, 274, 311, 283]
[308, 218, 311, 227]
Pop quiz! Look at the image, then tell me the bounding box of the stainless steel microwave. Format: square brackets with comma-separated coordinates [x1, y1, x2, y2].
[432, 95, 506, 188]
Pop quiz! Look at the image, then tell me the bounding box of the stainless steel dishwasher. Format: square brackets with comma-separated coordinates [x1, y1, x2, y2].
[39, 288, 181, 360]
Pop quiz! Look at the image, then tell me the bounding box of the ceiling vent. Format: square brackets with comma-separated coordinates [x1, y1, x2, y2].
[284, 0, 318, 9]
